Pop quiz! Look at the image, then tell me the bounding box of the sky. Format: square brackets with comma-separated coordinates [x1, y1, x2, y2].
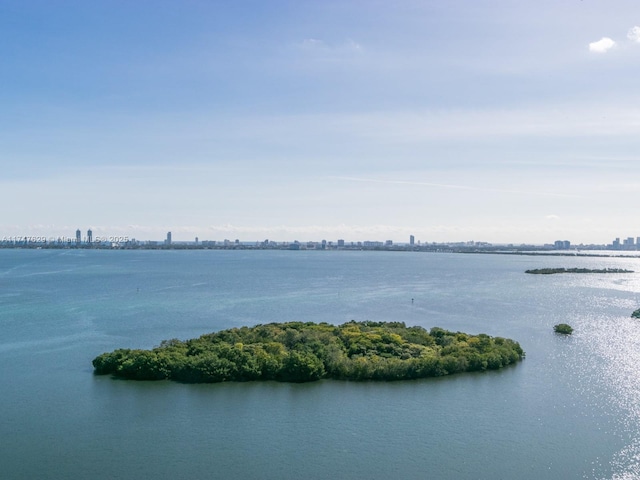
[1, 0, 640, 245]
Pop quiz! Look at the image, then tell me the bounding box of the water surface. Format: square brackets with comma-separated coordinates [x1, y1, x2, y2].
[1, 249, 639, 479]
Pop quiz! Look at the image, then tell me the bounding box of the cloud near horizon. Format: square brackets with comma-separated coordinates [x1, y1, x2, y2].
[330, 176, 580, 198]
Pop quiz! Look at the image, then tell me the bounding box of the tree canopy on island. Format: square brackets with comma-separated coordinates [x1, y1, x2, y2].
[553, 323, 574, 335]
[525, 268, 633, 275]
[93, 321, 524, 383]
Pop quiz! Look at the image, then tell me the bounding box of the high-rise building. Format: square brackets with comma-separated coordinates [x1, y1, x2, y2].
[75, 229, 81, 245]
[166, 232, 172, 245]
[410, 235, 415, 246]
[87, 229, 92, 244]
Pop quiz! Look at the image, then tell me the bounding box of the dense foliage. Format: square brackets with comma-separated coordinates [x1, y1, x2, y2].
[93, 321, 524, 383]
[553, 323, 574, 334]
[525, 268, 633, 275]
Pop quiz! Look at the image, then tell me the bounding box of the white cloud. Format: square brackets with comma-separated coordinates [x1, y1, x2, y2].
[290, 103, 640, 142]
[589, 37, 616, 53]
[628, 26, 640, 43]
[300, 38, 324, 49]
[587, 26, 640, 54]
[297, 38, 363, 55]
[330, 176, 579, 198]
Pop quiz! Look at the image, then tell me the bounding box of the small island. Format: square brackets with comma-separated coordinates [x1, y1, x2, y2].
[554, 323, 574, 335]
[93, 321, 525, 383]
[525, 268, 634, 275]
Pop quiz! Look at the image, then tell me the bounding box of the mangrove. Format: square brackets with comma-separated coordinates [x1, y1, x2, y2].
[525, 268, 633, 275]
[553, 323, 574, 335]
[92, 321, 525, 383]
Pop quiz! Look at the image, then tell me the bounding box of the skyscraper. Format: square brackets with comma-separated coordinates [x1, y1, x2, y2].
[75, 229, 81, 245]
[410, 235, 415, 246]
[87, 229, 92, 244]
[166, 232, 172, 245]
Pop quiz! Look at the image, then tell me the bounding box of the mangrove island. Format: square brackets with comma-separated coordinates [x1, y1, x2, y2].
[553, 323, 574, 335]
[92, 321, 525, 383]
[525, 268, 634, 275]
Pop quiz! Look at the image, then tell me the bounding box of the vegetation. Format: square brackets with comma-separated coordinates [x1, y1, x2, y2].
[93, 321, 525, 383]
[525, 268, 633, 275]
[553, 323, 574, 335]
[632, 309, 640, 319]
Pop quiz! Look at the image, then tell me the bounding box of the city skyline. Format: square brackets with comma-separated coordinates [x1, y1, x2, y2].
[4, 227, 640, 250]
[2, 2, 640, 244]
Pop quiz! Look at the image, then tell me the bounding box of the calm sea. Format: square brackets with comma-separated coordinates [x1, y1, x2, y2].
[1, 249, 640, 479]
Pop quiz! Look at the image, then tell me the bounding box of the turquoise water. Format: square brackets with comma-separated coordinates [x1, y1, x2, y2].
[1, 249, 640, 479]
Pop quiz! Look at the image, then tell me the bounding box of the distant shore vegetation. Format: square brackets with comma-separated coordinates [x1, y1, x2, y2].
[92, 321, 525, 383]
[525, 268, 633, 275]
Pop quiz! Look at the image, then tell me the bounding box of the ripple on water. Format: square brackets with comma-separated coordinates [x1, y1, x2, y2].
[571, 309, 640, 479]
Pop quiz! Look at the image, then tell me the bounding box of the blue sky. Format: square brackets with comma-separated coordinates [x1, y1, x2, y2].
[2, 0, 640, 244]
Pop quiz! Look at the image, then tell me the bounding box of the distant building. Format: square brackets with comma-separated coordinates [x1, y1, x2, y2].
[554, 240, 570, 249]
[87, 229, 92, 244]
[410, 235, 415, 246]
[166, 232, 172, 245]
[337, 239, 345, 247]
[75, 229, 81, 245]
[363, 241, 383, 247]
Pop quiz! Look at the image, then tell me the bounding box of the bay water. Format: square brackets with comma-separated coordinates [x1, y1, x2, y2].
[1, 249, 640, 479]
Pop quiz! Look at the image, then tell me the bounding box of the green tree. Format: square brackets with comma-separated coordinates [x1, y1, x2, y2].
[278, 350, 325, 382]
[553, 324, 573, 335]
